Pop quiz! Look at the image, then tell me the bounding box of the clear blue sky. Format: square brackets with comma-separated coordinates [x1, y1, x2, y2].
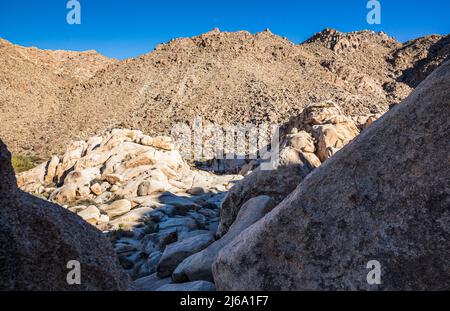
[0, 0, 449, 59]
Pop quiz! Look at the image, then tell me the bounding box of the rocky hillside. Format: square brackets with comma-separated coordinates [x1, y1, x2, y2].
[0, 38, 115, 156]
[1, 29, 448, 157]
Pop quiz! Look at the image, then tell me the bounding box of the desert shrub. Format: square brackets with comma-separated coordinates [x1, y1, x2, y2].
[143, 220, 159, 235]
[108, 225, 135, 243]
[11, 155, 44, 173]
[67, 199, 98, 208]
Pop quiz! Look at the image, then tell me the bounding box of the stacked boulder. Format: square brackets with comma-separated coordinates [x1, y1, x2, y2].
[217, 100, 379, 237]
[17, 129, 241, 290]
[17, 129, 239, 230]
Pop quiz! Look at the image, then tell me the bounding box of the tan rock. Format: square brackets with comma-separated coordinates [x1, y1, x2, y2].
[301, 152, 322, 168]
[99, 214, 110, 224]
[151, 136, 174, 151]
[139, 135, 154, 146]
[123, 151, 157, 168]
[110, 185, 119, 192]
[68, 205, 87, 214]
[90, 183, 102, 196]
[64, 167, 100, 186]
[103, 199, 132, 219]
[76, 186, 91, 199]
[168, 179, 189, 190]
[137, 180, 170, 196]
[44, 156, 59, 185]
[212, 60, 450, 290]
[108, 206, 154, 229]
[217, 153, 313, 237]
[312, 121, 359, 162]
[103, 173, 124, 185]
[283, 130, 315, 153]
[0, 138, 129, 290]
[85, 136, 103, 154]
[77, 205, 101, 224]
[55, 140, 87, 182]
[101, 154, 123, 176]
[74, 151, 112, 170]
[303, 101, 343, 125]
[50, 184, 77, 204]
[16, 162, 46, 190]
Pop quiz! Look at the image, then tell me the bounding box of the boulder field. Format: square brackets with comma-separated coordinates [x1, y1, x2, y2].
[9, 61, 449, 291]
[212, 60, 450, 290]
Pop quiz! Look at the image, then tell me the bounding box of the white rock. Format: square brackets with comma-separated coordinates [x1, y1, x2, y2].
[102, 199, 132, 219]
[77, 205, 101, 224]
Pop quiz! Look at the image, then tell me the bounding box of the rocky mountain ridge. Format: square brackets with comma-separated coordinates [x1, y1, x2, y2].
[1, 29, 448, 157]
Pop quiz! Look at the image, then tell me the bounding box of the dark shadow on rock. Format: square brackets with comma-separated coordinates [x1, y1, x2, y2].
[396, 35, 450, 88]
[0, 138, 129, 290]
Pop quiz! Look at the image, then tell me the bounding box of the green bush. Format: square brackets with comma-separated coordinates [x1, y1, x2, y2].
[11, 155, 44, 173]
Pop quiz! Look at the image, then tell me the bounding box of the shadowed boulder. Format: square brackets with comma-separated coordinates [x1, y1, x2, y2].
[213, 60, 450, 290]
[0, 139, 129, 290]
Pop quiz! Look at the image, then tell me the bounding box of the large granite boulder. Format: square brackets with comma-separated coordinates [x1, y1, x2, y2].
[0, 139, 129, 290]
[173, 196, 275, 282]
[213, 61, 450, 290]
[216, 150, 313, 237]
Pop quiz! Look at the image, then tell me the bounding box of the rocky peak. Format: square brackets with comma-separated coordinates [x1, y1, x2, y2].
[305, 28, 399, 52]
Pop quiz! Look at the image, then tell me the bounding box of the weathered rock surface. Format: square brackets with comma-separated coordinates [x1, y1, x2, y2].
[216, 148, 313, 237]
[157, 232, 215, 278]
[132, 273, 172, 291]
[216, 99, 376, 237]
[212, 60, 450, 290]
[17, 129, 240, 231]
[0, 139, 129, 290]
[101, 199, 132, 219]
[156, 280, 216, 291]
[77, 205, 101, 225]
[173, 196, 275, 283]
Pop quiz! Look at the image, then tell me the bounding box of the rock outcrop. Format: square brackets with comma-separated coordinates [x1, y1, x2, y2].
[16, 129, 242, 289]
[216, 161, 312, 237]
[212, 60, 450, 290]
[0, 139, 129, 290]
[217, 100, 372, 237]
[17, 129, 240, 232]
